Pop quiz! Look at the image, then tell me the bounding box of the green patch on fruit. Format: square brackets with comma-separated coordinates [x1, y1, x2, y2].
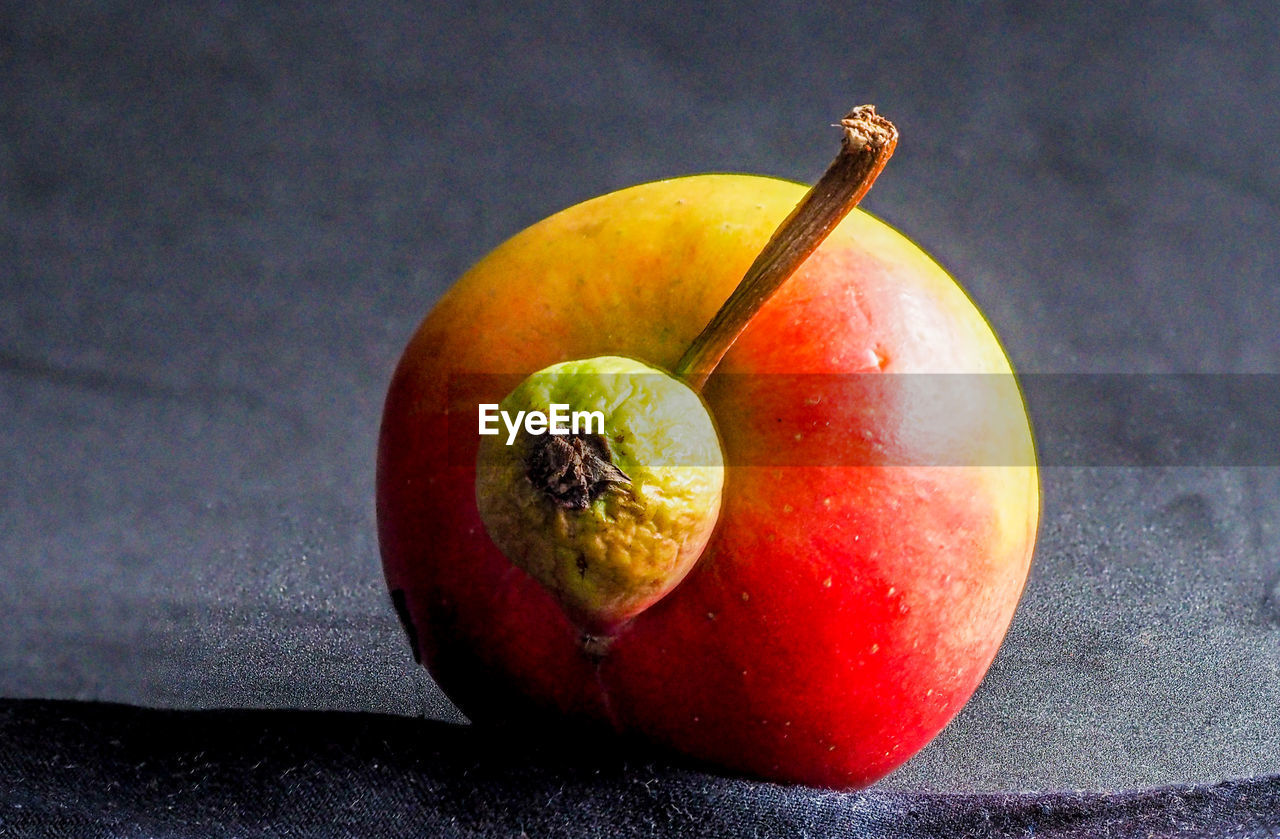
[476, 356, 724, 633]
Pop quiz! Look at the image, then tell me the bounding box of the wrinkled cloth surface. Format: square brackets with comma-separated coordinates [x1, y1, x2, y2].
[4, 700, 1280, 838]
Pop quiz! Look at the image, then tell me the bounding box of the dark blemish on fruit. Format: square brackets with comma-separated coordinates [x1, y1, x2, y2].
[526, 432, 630, 510]
[579, 632, 614, 660]
[576, 554, 589, 577]
[390, 588, 422, 664]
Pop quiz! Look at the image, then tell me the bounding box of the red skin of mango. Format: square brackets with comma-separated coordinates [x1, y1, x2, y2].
[377, 175, 1039, 789]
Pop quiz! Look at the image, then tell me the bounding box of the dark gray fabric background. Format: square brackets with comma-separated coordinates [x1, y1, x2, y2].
[3, 0, 1279, 830]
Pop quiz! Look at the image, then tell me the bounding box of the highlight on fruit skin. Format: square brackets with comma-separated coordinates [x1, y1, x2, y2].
[475, 356, 725, 633]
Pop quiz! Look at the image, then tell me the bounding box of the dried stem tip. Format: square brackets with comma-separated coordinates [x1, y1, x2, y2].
[674, 105, 898, 390]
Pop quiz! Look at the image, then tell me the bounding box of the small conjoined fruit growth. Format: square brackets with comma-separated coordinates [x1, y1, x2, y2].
[475, 356, 724, 634]
[475, 105, 898, 641]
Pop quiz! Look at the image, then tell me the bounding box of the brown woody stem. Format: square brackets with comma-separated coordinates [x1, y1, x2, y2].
[673, 105, 898, 390]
